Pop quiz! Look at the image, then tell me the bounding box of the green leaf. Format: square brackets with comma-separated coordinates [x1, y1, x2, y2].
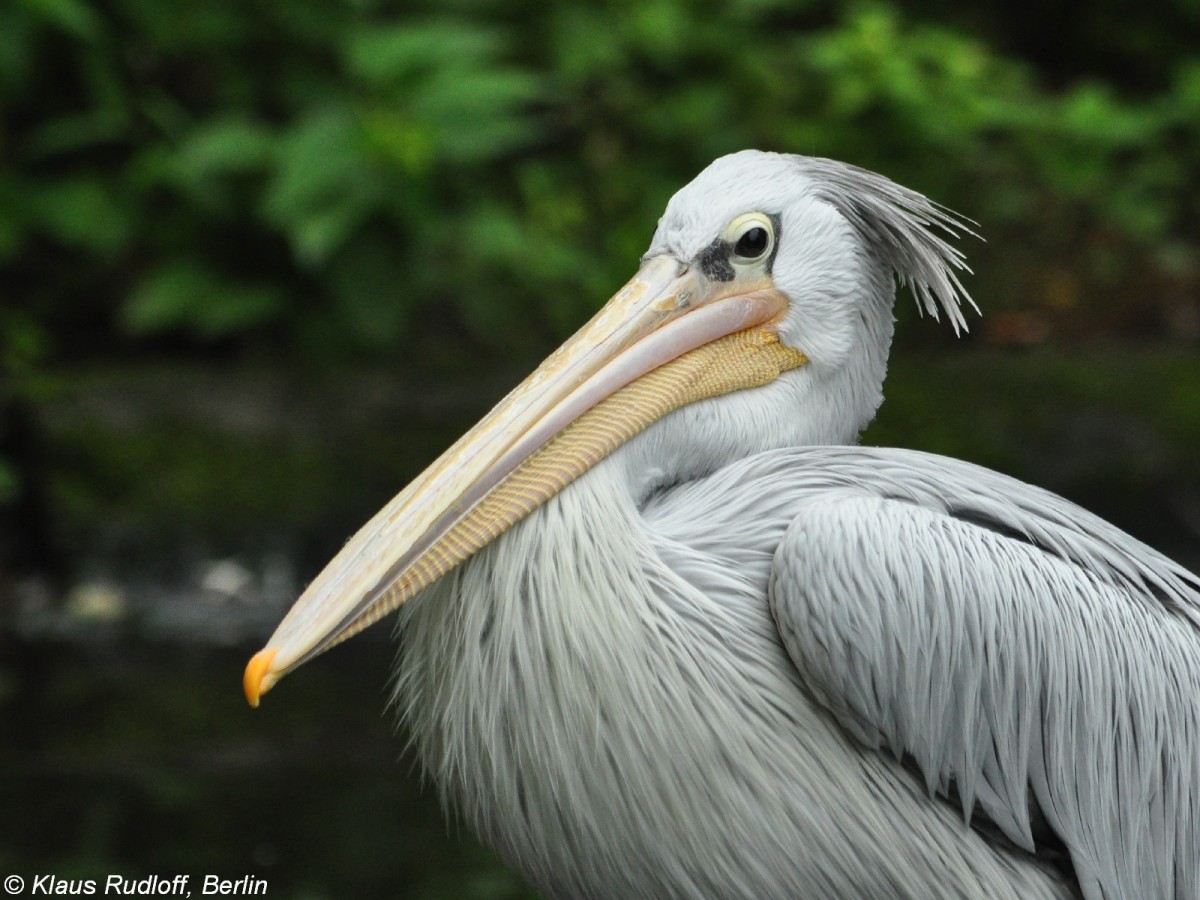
[18, 0, 103, 40]
[23, 109, 130, 159]
[28, 176, 132, 258]
[262, 106, 378, 266]
[346, 20, 505, 85]
[359, 110, 437, 175]
[122, 263, 284, 339]
[174, 118, 275, 177]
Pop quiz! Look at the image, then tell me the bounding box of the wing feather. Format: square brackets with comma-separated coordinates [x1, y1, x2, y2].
[643, 445, 1199, 898]
[759, 449, 1200, 899]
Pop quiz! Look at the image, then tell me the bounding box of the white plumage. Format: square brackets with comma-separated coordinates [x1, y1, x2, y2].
[254, 151, 1200, 898]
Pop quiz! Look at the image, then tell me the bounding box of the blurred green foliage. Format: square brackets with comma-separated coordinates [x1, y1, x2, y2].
[2, 0, 1198, 375]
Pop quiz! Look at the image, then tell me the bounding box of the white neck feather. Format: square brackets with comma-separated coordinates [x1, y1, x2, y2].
[390, 432, 1032, 898]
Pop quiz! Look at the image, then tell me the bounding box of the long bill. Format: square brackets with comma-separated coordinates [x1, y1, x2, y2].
[244, 254, 808, 705]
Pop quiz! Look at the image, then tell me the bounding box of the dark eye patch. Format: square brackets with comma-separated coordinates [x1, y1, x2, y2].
[698, 239, 735, 282]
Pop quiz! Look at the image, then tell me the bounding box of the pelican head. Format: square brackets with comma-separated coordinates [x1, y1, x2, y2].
[244, 150, 973, 703]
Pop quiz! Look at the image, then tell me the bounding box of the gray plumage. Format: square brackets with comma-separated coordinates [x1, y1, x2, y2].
[388, 152, 1199, 898]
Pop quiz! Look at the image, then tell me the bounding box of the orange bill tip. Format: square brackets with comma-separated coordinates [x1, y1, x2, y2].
[243, 648, 278, 708]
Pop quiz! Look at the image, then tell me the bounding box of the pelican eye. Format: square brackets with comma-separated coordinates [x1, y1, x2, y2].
[726, 213, 775, 265]
[735, 227, 768, 260]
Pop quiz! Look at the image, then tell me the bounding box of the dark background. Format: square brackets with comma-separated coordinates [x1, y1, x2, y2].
[1, 0, 1198, 896]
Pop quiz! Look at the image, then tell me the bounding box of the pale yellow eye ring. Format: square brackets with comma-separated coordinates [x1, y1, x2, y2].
[725, 212, 775, 264]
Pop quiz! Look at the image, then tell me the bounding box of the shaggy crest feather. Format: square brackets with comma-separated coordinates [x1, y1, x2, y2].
[790, 155, 979, 332]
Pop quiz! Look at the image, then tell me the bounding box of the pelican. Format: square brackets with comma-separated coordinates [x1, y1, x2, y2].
[244, 151, 1200, 898]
